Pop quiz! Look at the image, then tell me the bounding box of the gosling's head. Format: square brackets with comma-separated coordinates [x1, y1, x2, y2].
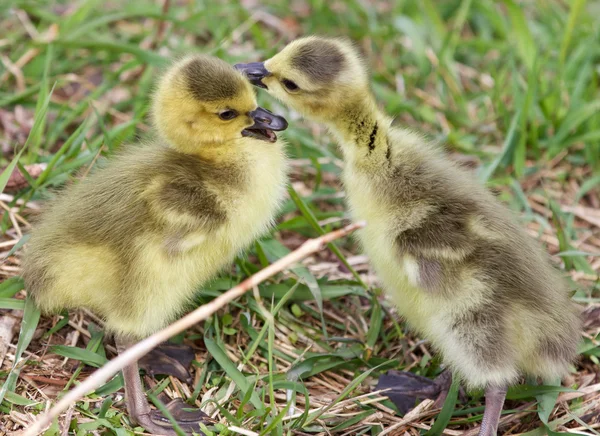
[235, 36, 369, 122]
[153, 55, 288, 154]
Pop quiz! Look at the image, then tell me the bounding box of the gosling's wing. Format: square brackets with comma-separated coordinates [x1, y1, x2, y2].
[388, 145, 541, 295]
[141, 147, 233, 252]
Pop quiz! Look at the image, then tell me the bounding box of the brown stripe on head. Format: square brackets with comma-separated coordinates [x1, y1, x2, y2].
[290, 40, 346, 83]
[182, 56, 245, 101]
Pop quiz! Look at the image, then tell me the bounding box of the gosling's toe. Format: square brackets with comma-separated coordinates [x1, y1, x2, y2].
[147, 398, 215, 435]
[377, 369, 446, 413]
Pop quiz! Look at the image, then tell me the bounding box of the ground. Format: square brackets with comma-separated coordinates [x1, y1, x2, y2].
[0, 0, 599, 435]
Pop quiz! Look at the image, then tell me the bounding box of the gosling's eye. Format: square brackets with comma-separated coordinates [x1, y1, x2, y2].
[219, 110, 238, 120]
[281, 79, 299, 91]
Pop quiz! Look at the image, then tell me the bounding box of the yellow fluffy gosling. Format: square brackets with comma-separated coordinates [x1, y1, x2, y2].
[22, 55, 289, 435]
[236, 37, 581, 436]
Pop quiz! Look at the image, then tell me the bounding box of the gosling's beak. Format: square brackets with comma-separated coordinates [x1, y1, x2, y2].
[242, 106, 288, 143]
[249, 106, 288, 131]
[235, 62, 270, 89]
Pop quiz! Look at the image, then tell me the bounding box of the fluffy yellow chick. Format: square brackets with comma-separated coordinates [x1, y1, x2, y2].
[236, 37, 581, 436]
[22, 54, 289, 435]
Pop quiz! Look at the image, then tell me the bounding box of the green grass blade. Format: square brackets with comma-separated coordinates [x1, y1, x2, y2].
[575, 174, 600, 203]
[0, 298, 26, 310]
[0, 148, 27, 194]
[425, 374, 460, 435]
[258, 239, 322, 314]
[0, 277, 24, 298]
[242, 282, 300, 366]
[365, 298, 383, 351]
[549, 200, 573, 270]
[50, 39, 168, 66]
[0, 84, 41, 107]
[504, 0, 536, 71]
[267, 313, 276, 418]
[0, 294, 41, 404]
[62, 326, 105, 391]
[507, 384, 575, 400]
[439, 0, 473, 64]
[549, 100, 600, 153]
[287, 185, 367, 288]
[559, 0, 587, 65]
[303, 364, 381, 426]
[419, 0, 446, 49]
[28, 44, 53, 161]
[34, 119, 90, 189]
[4, 390, 37, 406]
[147, 391, 187, 436]
[204, 336, 264, 410]
[515, 61, 537, 177]
[49, 345, 108, 367]
[479, 108, 521, 182]
[536, 378, 562, 425]
[60, 0, 104, 35]
[42, 310, 69, 338]
[65, 9, 168, 40]
[1, 83, 55, 192]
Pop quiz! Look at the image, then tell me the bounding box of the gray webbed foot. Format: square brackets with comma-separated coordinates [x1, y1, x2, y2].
[377, 369, 452, 413]
[139, 342, 195, 384]
[146, 398, 215, 435]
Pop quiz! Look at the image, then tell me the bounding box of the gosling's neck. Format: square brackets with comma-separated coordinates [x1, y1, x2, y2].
[324, 94, 391, 166]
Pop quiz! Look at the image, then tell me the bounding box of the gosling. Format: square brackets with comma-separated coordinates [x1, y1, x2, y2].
[236, 37, 581, 435]
[22, 55, 289, 435]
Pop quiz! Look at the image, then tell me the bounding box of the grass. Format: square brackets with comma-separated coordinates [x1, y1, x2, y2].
[1, 0, 599, 434]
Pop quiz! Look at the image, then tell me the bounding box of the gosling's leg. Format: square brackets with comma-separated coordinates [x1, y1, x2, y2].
[118, 338, 177, 435]
[117, 338, 211, 435]
[478, 384, 507, 436]
[121, 359, 172, 434]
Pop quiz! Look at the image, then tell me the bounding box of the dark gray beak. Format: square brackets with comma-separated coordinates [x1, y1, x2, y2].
[242, 106, 288, 143]
[235, 62, 269, 89]
[248, 106, 288, 131]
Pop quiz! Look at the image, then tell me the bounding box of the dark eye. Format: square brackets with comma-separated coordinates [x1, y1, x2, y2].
[281, 79, 299, 91]
[219, 110, 238, 120]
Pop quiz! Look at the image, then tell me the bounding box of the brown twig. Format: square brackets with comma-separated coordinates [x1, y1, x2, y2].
[23, 221, 366, 436]
[153, 0, 171, 49]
